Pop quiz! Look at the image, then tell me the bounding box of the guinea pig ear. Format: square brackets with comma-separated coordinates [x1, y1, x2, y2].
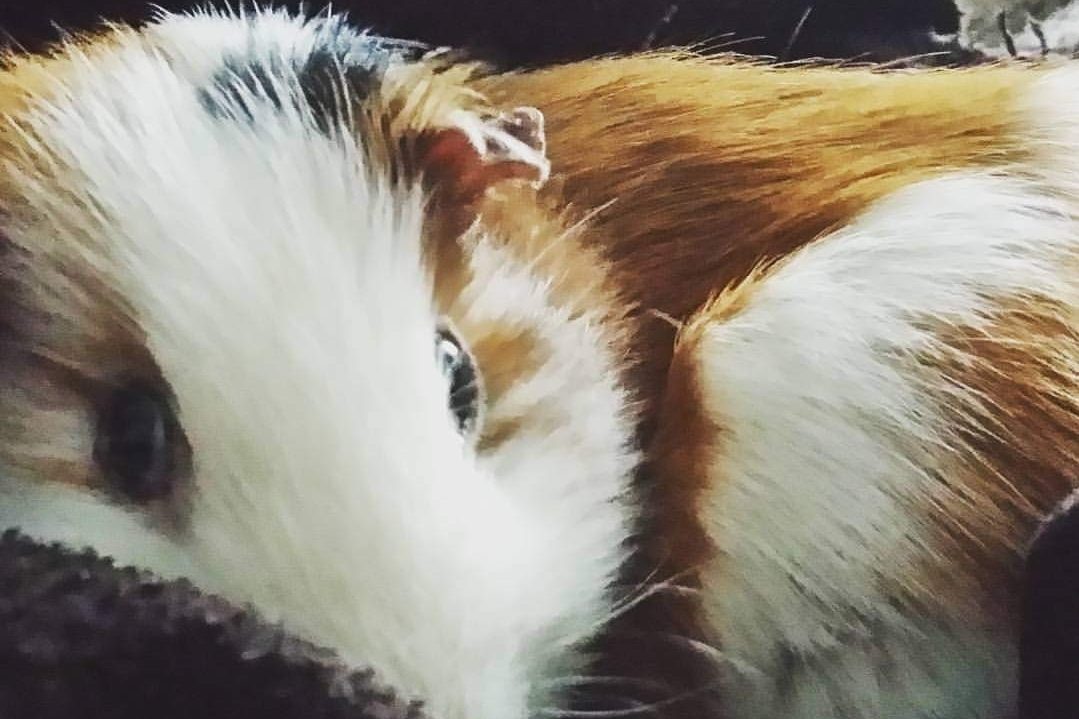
[418, 106, 550, 206]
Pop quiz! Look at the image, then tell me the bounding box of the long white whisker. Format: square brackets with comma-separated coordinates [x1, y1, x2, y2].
[610, 628, 764, 678]
[538, 676, 725, 718]
[540, 675, 675, 695]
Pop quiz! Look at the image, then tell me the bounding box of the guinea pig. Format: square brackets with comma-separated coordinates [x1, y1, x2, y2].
[480, 53, 1079, 718]
[0, 10, 639, 719]
[1, 8, 1078, 719]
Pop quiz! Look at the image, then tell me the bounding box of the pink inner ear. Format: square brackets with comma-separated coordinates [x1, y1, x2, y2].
[420, 107, 551, 204]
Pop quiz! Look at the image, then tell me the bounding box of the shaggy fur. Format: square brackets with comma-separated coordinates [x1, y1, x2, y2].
[0, 11, 637, 719]
[1, 10, 1078, 719]
[483, 55, 1079, 719]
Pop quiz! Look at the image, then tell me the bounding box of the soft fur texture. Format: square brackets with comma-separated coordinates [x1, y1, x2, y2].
[482, 55, 1079, 719]
[692, 172, 1074, 717]
[1, 10, 1078, 719]
[0, 11, 637, 719]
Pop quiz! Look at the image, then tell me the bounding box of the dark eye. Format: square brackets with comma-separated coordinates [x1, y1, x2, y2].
[93, 381, 186, 503]
[435, 327, 481, 435]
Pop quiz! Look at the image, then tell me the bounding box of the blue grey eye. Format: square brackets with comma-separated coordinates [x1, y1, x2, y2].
[93, 381, 186, 503]
[436, 327, 480, 435]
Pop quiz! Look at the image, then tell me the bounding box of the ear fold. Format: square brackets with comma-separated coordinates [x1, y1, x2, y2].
[418, 105, 550, 206]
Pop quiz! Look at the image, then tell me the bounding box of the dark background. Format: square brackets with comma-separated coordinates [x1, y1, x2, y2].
[1, 0, 969, 67]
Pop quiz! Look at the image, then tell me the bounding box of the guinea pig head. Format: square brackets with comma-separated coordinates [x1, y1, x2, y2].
[0, 11, 638, 719]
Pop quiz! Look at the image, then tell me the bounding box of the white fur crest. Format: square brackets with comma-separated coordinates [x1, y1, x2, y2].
[692, 171, 1076, 719]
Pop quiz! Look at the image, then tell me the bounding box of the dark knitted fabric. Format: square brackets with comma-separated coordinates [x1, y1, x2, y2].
[1021, 496, 1079, 719]
[0, 530, 426, 719]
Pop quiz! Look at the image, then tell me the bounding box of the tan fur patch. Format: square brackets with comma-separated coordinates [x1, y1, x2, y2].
[915, 293, 1079, 620]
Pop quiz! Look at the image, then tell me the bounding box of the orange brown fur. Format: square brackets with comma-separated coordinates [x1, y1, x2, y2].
[481, 52, 1050, 577]
[482, 55, 1079, 717]
[918, 296, 1079, 620]
[2, 15, 1078, 719]
[480, 57, 1031, 422]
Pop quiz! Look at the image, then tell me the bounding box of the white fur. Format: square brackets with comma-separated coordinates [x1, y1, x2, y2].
[142, 8, 421, 88]
[0, 11, 636, 719]
[1028, 64, 1079, 191]
[692, 172, 1077, 719]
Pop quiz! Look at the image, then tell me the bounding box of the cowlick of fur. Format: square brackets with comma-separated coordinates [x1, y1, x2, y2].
[0, 529, 427, 719]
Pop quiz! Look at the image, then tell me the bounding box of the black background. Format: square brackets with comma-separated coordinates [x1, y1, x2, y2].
[2, 0, 964, 67]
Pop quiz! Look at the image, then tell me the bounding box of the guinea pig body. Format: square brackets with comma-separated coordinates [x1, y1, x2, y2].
[483, 56, 1079, 718]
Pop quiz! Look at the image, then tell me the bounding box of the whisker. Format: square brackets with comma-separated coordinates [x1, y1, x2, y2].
[525, 199, 618, 275]
[608, 581, 702, 598]
[538, 675, 726, 718]
[609, 563, 700, 613]
[541, 675, 675, 695]
[781, 4, 814, 61]
[579, 696, 651, 711]
[609, 629, 763, 678]
[646, 309, 683, 331]
[559, 563, 706, 650]
[538, 706, 658, 718]
[449, 379, 480, 400]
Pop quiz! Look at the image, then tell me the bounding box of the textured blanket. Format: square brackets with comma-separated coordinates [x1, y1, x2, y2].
[1021, 492, 1079, 719]
[0, 530, 425, 719]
